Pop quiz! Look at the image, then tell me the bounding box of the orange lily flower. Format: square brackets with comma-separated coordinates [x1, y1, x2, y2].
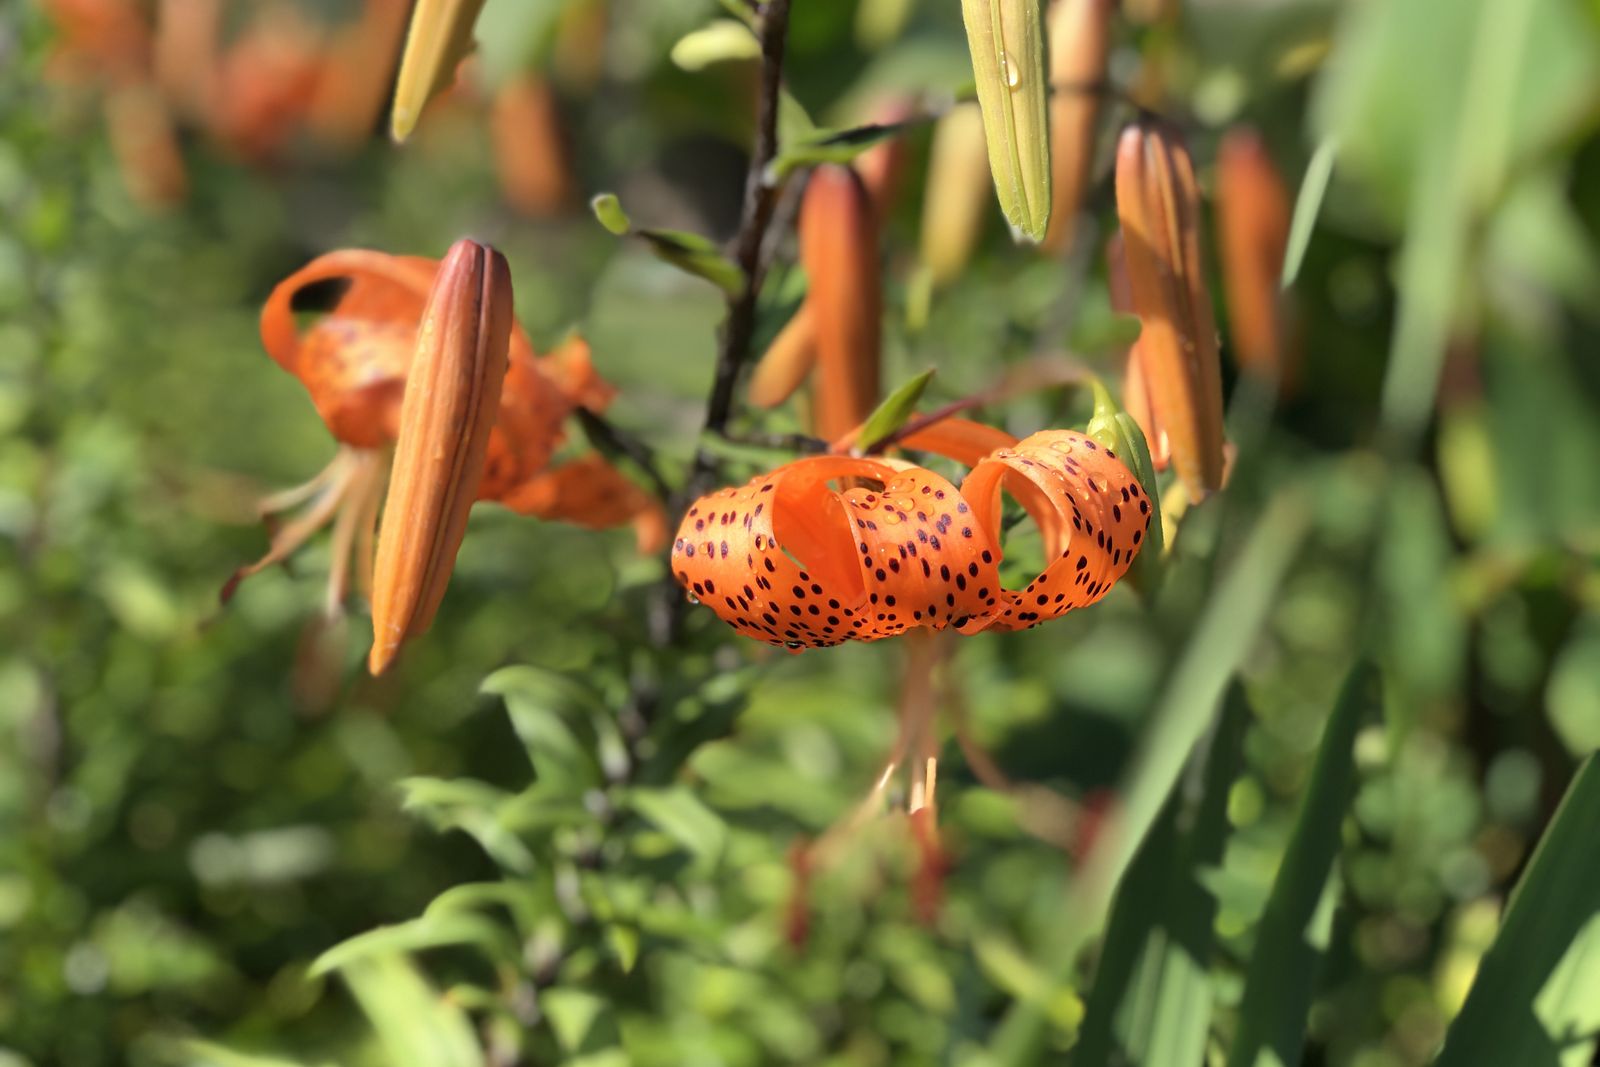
[227, 246, 664, 627]
[672, 428, 1148, 649]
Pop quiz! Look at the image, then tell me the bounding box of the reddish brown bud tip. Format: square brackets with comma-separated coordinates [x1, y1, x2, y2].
[368, 239, 512, 674]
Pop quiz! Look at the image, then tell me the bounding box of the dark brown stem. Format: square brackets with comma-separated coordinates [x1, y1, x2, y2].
[573, 408, 673, 504]
[681, 0, 793, 505]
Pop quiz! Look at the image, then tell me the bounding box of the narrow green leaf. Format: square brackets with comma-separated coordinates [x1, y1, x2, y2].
[340, 955, 481, 1067]
[1075, 687, 1249, 1067]
[310, 913, 505, 977]
[176, 1041, 328, 1067]
[590, 193, 631, 236]
[990, 489, 1311, 1065]
[482, 667, 603, 793]
[629, 785, 729, 871]
[767, 121, 910, 181]
[858, 369, 937, 450]
[1280, 137, 1337, 290]
[1084, 378, 1165, 567]
[1227, 661, 1379, 1067]
[638, 229, 744, 296]
[1435, 755, 1600, 1067]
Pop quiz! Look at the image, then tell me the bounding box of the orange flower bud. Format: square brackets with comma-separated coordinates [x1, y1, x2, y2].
[1114, 122, 1225, 499]
[1122, 0, 1176, 25]
[1106, 233, 1167, 470]
[1216, 127, 1293, 391]
[800, 165, 882, 441]
[748, 303, 817, 409]
[368, 239, 512, 674]
[1041, 0, 1112, 254]
[306, 0, 411, 150]
[153, 0, 221, 125]
[104, 84, 188, 209]
[490, 74, 573, 218]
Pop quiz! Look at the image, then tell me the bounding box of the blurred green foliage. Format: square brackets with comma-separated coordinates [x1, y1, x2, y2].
[2, 0, 1599, 1065]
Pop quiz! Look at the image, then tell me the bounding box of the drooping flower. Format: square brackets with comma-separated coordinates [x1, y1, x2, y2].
[228, 243, 664, 667]
[672, 428, 1148, 649]
[1114, 121, 1226, 500]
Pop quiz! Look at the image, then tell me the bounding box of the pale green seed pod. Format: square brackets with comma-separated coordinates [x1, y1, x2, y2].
[959, 0, 1052, 242]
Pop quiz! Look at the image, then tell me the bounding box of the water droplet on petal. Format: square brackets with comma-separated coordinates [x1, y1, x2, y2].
[686, 594, 700, 605]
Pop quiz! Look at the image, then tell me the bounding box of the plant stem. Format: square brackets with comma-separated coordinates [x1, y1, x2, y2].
[681, 0, 794, 506]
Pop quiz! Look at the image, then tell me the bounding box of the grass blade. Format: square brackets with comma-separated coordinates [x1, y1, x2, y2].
[1226, 661, 1379, 1067]
[1434, 755, 1600, 1067]
[1074, 685, 1250, 1066]
[1279, 137, 1337, 290]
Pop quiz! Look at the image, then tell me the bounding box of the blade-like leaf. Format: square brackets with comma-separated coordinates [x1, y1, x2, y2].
[1434, 755, 1600, 1067]
[590, 192, 631, 236]
[1227, 661, 1378, 1067]
[1074, 685, 1249, 1067]
[340, 955, 482, 1067]
[1280, 137, 1337, 290]
[857, 368, 937, 451]
[311, 912, 506, 977]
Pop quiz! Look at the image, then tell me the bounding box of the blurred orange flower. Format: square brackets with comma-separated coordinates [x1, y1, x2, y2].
[228, 245, 664, 649]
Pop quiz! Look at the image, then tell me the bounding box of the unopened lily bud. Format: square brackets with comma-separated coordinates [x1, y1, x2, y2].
[307, 0, 411, 149]
[1041, 0, 1112, 253]
[368, 239, 512, 674]
[153, 0, 221, 124]
[104, 85, 189, 209]
[959, 0, 1052, 241]
[748, 303, 817, 409]
[1106, 233, 1166, 470]
[391, 0, 485, 142]
[800, 165, 882, 441]
[1216, 128, 1293, 391]
[1114, 122, 1225, 499]
[919, 105, 993, 289]
[1123, 0, 1176, 25]
[491, 74, 573, 217]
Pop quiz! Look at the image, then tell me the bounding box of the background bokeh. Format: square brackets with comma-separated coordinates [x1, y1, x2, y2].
[2, 1, 1598, 1065]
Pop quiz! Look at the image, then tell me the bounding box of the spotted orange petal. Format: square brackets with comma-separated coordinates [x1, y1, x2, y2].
[674, 455, 1003, 648]
[958, 430, 1149, 632]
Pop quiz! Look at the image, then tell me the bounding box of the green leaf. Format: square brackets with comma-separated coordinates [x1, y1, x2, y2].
[1227, 661, 1378, 1067]
[396, 777, 537, 873]
[857, 369, 937, 450]
[482, 667, 604, 793]
[767, 121, 910, 182]
[629, 785, 728, 872]
[1084, 378, 1165, 572]
[590, 193, 631, 236]
[309, 913, 508, 978]
[340, 955, 482, 1067]
[990, 489, 1311, 1065]
[1434, 755, 1600, 1067]
[543, 988, 624, 1056]
[1075, 687, 1249, 1067]
[1281, 137, 1337, 290]
[638, 229, 744, 296]
[175, 1040, 328, 1067]
[669, 19, 761, 70]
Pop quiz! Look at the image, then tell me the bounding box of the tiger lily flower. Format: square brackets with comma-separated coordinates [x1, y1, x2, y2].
[672, 427, 1148, 649]
[1114, 122, 1226, 500]
[227, 243, 665, 667]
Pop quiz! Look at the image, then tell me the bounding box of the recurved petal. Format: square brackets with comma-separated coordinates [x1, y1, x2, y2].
[958, 429, 1147, 632]
[367, 239, 513, 674]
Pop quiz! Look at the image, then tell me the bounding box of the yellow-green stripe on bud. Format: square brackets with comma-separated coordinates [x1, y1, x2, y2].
[959, 0, 1052, 242]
